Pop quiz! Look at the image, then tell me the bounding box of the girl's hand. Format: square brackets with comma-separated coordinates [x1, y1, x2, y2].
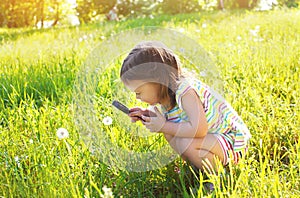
[141, 106, 166, 132]
[128, 107, 155, 123]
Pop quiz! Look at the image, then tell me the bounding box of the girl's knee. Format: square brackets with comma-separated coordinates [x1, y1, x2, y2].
[186, 150, 216, 171]
[175, 138, 199, 156]
[164, 134, 173, 142]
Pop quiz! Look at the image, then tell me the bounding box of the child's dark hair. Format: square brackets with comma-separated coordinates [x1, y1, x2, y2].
[120, 41, 183, 109]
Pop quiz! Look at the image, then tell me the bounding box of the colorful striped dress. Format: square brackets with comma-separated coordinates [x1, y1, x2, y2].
[161, 78, 251, 163]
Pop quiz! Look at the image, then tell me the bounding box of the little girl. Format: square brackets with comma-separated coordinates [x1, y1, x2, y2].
[120, 41, 251, 171]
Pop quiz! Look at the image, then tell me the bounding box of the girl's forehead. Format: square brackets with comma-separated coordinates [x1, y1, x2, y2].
[125, 80, 157, 92]
[125, 80, 148, 92]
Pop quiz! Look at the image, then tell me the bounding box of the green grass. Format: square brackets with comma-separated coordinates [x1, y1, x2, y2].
[1, 9, 300, 197]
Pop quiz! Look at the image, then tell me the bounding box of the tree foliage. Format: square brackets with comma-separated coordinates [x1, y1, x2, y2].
[0, 0, 39, 28]
[76, 0, 116, 23]
[116, 0, 159, 18]
[161, 0, 201, 14]
[0, 0, 71, 28]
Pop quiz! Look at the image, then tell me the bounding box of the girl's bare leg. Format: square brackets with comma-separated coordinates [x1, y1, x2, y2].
[164, 134, 224, 172]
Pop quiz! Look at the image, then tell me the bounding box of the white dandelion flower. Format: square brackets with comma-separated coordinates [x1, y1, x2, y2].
[102, 116, 113, 126]
[250, 29, 259, 37]
[56, 128, 69, 139]
[14, 156, 21, 167]
[29, 139, 34, 144]
[179, 28, 185, 33]
[101, 186, 113, 198]
[202, 23, 207, 28]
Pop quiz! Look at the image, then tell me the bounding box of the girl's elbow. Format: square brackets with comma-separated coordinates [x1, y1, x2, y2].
[195, 131, 207, 138]
[195, 125, 208, 138]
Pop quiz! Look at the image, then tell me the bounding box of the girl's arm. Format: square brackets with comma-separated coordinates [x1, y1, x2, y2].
[142, 89, 208, 138]
[162, 89, 208, 138]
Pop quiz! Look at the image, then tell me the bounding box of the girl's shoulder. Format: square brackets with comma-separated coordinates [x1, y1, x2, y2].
[176, 77, 225, 108]
[176, 77, 205, 95]
[175, 77, 205, 109]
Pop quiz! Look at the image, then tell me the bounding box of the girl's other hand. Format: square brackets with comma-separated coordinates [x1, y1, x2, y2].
[141, 106, 166, 132]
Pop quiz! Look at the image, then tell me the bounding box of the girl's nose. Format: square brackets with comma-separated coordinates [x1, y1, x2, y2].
[135, 94, 141, 100]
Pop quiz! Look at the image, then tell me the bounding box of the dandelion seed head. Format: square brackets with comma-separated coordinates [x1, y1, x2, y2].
[102, 116, 113, 126]
[101, 186, 113, 198]
[178, 28, 185, 33]
[14, 156, 21, 167]
[250, 29, 259, 37]
[56, 128, 69, 139]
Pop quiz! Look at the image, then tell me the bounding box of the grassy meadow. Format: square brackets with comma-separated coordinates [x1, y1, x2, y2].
[0, 9, 300, 197]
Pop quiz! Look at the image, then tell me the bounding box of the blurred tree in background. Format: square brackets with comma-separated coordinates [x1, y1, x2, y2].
[0, 0, 298, 28]
[116, 0, 160, 18]
[0, 0, 38, 28]
[0, 0, 74, 28]
[278, 0, 299, 7]
[76, 0, 116, 23]
[161, 0, 200, 14]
